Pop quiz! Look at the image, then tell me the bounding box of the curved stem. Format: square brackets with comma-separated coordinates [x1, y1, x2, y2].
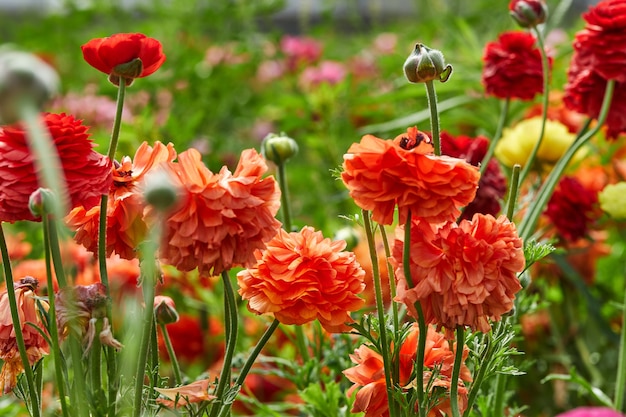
[0, 226, 41, 417]
[518, 28, 551, 183]
[615, 283, 626, 411]
[518, 79, 615, 240]
[363, 210, 398, 417]
[506, 165, 521, 221]
[480, 98, 510, 176]
[424, 80, 441, 156]
[106, 79, 127, 161]
[209, 271, 239, 417]
[216, 319, 281, 417]
[450, 326, 465, 417]
[160, 323, 183, 386]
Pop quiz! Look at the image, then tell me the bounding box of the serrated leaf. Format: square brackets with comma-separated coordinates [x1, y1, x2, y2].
[523, 239, 556, 271]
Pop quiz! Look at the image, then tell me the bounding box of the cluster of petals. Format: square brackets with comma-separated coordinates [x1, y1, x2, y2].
[482, 31, 551, 100]
[343, 324, 471, 417]
[82, 33, 166, 83]
[341, 127, 479, 225]
[67, 141, 176, 260]
[0, 112, 112, 223]
[156, 148, 281, 277]
[0, 278, 49, 394]
[155, 379, 216, 408]
[237, 226, 365, 333]
[440, 131, 506, 220]
[392, 214, 525, 335]
[544, 176, 599, 241]
[564, 0, 626, 139]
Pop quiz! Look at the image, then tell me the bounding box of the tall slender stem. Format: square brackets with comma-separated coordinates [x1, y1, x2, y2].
[0, 226, 41, 417]
[506, 165, 521, 221]
[480, 98, 510, 176]
[518, 80, 615, 240]
[209, 271, 239, 417]
[379, 226, 399, 334]
[424, 80, 441, 156]
[160, 324, 183, 386]
[615, 279, 626, 411]
[277, 163, 292, 232]
[519, 28, 551, 183]
[450, 326, 465, 417]
[363, 210, 398, 417]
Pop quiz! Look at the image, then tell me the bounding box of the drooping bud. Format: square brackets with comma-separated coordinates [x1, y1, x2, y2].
[0, 48, 59, 124]
[143, 169, 179, 212]
[261, 132, 299, 165]
[154, 295, 179, 325]
[403, 43, 452, 84]
[509, 0, 548, 28]
[109, 57, 144, 87]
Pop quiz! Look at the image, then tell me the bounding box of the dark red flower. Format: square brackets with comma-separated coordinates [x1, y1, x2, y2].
[544, 176, 599, 241]
[509, 0, 548, 27]
[564, 54, 626, 139]
[572, 0, 626, 83]
[482, 31, 551, 100]
[82, 33, 166, 85]
[0, 113, 112, 223]
[441, 132, 507, 220]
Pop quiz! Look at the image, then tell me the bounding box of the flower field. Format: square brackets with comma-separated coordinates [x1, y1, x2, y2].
[0, 0, 625, 416]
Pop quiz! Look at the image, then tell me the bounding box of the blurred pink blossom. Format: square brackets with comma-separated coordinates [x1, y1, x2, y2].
[203, 43, 249, 67]
[556, 408, 625, 417]
[280, 35, 322, 70]
[298, 60, 346, 90]
[373, 33, 398, 55]
[256, 59, 286, 84]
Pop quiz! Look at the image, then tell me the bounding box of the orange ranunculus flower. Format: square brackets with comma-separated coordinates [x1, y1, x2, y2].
[155, 379, 216, 408]
[393, 214, 525, 335]
[343, 324, 471, 417]
[157, 148, 281, 277]
[341, 127, 479, 225]
[67, 141, 177, 260]
[237, 226, 365, 332]
[0, 112, 112, 223]
[0, 277, 49, 394]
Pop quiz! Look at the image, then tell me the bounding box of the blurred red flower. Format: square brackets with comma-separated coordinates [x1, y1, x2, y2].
[157, 148, 281, 277]
[341, 127, 479, 225]
[573, 0, 626, 83]
[82, 33, 165, 84]
[0, 278, 49, 394]
[158, 313, 224, 365]
[564, 42, 626, 139]
[237, 226, 365, 333]
[0, 113, 112, 223]
[67, 141, 177, 260]
[392, 214, 525, 335]
[440, 132, 506, 220]
[343, 324, 471, 417]
[544, 176, 599, 241]
[482, 31, 551, 100]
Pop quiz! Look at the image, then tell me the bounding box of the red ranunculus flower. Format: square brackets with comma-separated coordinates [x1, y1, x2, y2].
[441, 132, 506, 220]
[544, 176, 599, 241]
[0, 112, 112, 223]
[482, 31, 551, 100]
[564, 53, 626, 139]
[82, 33, 166, 85]
[573, 0, 626, 83]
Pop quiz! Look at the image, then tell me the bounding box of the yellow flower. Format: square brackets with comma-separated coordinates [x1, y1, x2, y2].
[495, 117, 580, 171]
[599, 182, 626, 220]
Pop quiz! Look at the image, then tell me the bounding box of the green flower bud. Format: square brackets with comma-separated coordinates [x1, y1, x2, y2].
[154, 296, 179, 325]
[403, 43, 452, 84]
[144, 169, 179, 212]
[28, 188, 56, 218]
[261, 133, 299, 165]
[333, 226, 360, 251]
[0, 48, 59, 124]
[509, 0, 548, 28]
[109, 58, 144, 87]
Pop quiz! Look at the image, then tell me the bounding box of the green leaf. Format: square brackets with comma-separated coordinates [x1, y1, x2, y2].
[522, 239, 557, 272]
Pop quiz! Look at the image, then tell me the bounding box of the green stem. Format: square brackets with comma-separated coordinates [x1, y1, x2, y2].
[0, 226, 41, 417]
[41, 218, 70, 417]
[277, 162, 293, 232]
[379, 225, 399, 334]
[363, 210, 398, 417]
[493, 372, 506, 417]
[294, 325, 311, 364]
[216, 319, 281, 417]
[480, 98, 510, 176]
[160, 324, 183, 386]
[424, 80, 441, 156]
[463, 335, 492, 417]
[208, 271, 239, 417]
[107, 78, 127, 161]
[506, 165, 521, 221]
[450, 326, 465, 417]
[518, 80, 615, 240]
[132, 241, 158, 417]
[615, 284, 626, 411]
[518, 28, 551, 183]
[89, 319, 106, 414]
